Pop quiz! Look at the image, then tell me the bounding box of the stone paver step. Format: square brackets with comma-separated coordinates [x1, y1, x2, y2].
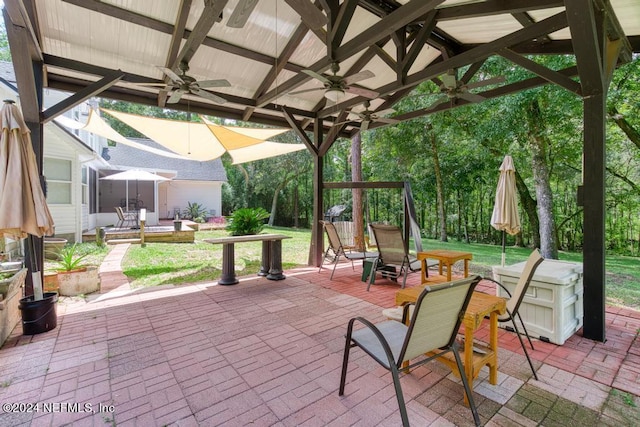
[107, 238, 142, 245]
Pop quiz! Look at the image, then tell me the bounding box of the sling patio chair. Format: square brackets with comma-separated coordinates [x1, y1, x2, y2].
[368, 223, 437, 290]
[319, 220, 377, 279]
[115, 206, 137, 229]
[339, 276, 483, 427]
[482, 248, 544, 379]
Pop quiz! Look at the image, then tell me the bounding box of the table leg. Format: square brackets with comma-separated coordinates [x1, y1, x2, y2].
[464, 259, 469, 278]
[267, 240, 286, 280]
[446, 262, 452, 281]
[218, 243, 239, 285]
[488, 311, 499, 384]
[438, 260, 444, 276]
[258, 240, 271, 276]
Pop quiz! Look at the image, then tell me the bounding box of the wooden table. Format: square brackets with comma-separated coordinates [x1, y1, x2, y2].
[204, 234, 291, 285]
[417, 250, 473, 283]
[396, 286, 506, 403]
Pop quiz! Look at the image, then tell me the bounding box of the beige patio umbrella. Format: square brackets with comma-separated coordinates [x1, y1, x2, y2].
[0, 100, 55, 299]
[490, 155, 521, 266]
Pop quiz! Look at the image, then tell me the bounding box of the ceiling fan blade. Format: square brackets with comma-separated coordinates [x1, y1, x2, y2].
[343, 70, 375, 85]
[301, 69, 330, 85]
[345, 86, 379, 99]
[458, 92, 485, 103]
[427, 95, 448, 109]
[227, 0, 259, 28]
[284, 0, 328, 30]
[167, 90, 186, 104]
[465, 76, 505, 90]
[376, 117, 399, 124]
[289, 87, 325, 95]
[192, 88, 227, 104]
[196, 79, 232, 89]
[159, 66, 184, 84]
[361, 120, 370, 131]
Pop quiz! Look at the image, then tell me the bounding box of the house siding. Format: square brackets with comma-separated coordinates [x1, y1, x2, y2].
[164, 181, 222, 219]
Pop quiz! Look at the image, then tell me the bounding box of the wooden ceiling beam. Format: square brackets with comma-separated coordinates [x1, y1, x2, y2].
[565, 0, 603, 96]
[158, 0, 192, 107]
[174, 0, 228, 66]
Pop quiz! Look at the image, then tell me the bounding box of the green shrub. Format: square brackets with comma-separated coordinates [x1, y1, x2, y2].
[56, 244, 91, 272]
[226, 207, 269, 236]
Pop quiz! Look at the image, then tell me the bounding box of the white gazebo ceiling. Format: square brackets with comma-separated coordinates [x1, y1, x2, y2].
[9, 0, 640, 137]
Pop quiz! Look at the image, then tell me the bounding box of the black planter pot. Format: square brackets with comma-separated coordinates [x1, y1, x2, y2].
[19, 292, 58, 335]
[174, 220, 182, 231]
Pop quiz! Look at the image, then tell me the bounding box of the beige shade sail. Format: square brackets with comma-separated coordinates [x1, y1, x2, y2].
[79, 110, 190, 159]
[101, 109, 305, 164]
[0, 101, 54, 240]
[490, 155, 521, 266]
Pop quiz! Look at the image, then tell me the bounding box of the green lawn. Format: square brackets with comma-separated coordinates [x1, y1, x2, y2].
[78, 225, 639, 310]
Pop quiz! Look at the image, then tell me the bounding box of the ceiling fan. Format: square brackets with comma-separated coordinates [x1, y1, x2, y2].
[425, 70, 505, 110]
[289, 62, 379, 102]
[227, 0, 327, 30]
[336, 101, 399, 131]
[142, 61, 231, 104]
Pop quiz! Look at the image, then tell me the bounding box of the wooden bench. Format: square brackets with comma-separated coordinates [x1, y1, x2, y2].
[204, 234, 291, 285]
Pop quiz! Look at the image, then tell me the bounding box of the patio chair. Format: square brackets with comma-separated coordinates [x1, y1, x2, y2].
[115, 206, 137, 229]
[319, 220, 377, 279]
[333, 221, 357, 250]
[339, 276, 482, 427]
[368, 223, 437, 290]
[482, 249, 544, 380]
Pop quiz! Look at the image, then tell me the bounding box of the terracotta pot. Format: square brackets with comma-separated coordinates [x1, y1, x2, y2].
[43, 271, 59, 293]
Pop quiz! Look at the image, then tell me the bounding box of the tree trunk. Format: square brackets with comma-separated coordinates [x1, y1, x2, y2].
[428, 126, 447, 242]
[515, 170, 540, 249]
[526, 99, 558, 259]
[351, 133, 365, 250]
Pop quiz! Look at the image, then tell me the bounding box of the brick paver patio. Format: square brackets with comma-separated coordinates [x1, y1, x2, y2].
[1, 246, 638, 426]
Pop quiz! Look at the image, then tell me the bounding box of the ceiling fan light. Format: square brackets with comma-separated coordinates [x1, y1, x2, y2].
[324, 88, 345, 102]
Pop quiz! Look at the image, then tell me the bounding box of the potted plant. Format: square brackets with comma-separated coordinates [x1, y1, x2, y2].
[55, 244, 100, 296]
[226, 207, 269, 236]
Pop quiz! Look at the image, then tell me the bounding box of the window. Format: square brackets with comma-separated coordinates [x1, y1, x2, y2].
[43, 158, 72, 204]
[81, 166, 88, 205]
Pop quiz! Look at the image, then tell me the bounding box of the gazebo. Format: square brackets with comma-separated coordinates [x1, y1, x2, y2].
[4, 0, 640, 342]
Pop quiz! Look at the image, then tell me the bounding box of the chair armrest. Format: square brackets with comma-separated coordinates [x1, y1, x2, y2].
[481, 277, 513, 298]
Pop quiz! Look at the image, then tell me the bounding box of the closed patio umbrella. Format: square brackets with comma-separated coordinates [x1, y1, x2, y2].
[490, 155, 521, 266]
[0, 100, 55, 299]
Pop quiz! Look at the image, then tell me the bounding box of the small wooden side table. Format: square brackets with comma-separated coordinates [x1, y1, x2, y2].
[417, 250, 473, 283]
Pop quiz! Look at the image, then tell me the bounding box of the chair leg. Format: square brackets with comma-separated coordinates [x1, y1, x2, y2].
[510, 317, 539, 380]
[517, 312, 535, 350]
[389, 364, 410, 427]
[339, 331, 353, 395]
[319, 248, 331, 273]
[330, 253, 342, 280]
[452, 347, 481, 427]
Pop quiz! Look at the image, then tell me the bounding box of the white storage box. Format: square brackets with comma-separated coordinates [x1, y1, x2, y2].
[492, 259, 583, 345]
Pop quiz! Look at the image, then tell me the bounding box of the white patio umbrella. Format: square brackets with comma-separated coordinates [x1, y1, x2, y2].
[490, 155, 521, 266]
[0, 100, 55, 299]
[101, 169, 171, 210]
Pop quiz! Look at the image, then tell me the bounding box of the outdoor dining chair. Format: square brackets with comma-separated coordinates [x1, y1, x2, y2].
[339, 276, 483, 427]
[115, 206, 137, 229]
[319, 220, 377, 279]
[368, 223, 436, 290]
[482, 248, 544, 380]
